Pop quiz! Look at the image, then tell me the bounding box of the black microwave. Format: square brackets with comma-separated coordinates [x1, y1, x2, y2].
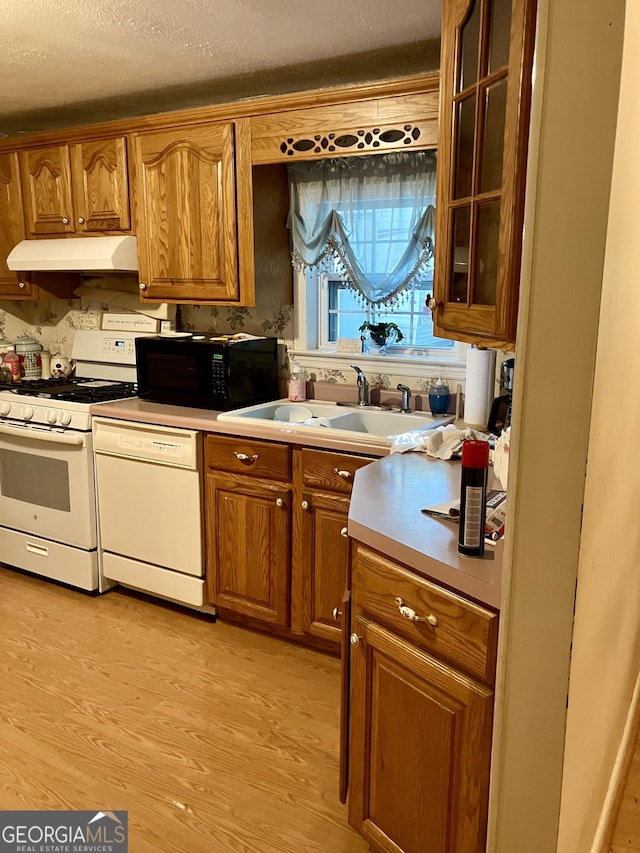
[135, 334, 280, 410]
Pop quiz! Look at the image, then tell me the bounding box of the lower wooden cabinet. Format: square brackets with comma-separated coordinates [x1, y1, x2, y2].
[204, 434, 374, 647]
[347, 544, 499, 853]
[292, 447, 375, 649]
[205, 435, 291, 626]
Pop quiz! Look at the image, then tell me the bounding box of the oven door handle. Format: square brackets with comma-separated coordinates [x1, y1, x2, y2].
[0, 424, 85, 446]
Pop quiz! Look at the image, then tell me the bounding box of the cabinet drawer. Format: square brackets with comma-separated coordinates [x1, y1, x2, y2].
[205, 435, 290, 481]
[352, 545, 498, 685]
[300, 448, 373, 494]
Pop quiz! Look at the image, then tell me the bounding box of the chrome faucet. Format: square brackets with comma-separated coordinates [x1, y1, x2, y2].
[397, 384, 412, 413]
[351, 364, 370, 407]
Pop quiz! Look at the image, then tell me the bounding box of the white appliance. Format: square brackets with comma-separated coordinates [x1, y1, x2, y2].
[7, 235, 138, 272]
[0, 330, 142, 590]
[92, 418, 205, 608]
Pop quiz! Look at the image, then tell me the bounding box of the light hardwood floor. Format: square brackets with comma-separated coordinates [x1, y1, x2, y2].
[611, 731, 640, 852]
[0, 566, 368, 853]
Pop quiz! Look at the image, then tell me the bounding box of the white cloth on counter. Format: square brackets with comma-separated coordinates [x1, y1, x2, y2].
[390, 424, 491, 459]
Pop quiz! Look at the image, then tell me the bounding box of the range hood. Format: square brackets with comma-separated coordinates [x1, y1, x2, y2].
[7, 236, 139, 273]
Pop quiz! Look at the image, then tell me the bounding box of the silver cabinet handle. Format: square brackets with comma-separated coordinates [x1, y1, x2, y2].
[62, 216, 70, 225]
[394, 596, 438, 626]
[139, 282, 147, 291]
[18, 281, 26, 289]
[334, 468, 352, 479]
[301, 500, 310, 510]
[350, 633, 361, 647]
[332, 607, 342, 620]
[275, 497, 284, 508]
[233, 452, 258, 464]
[340, 526, 348, 538]
[77, 216, 85, 224]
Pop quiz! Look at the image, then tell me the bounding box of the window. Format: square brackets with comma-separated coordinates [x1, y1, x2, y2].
[321, 276, 454, 352]
[288, 152, 466, 374]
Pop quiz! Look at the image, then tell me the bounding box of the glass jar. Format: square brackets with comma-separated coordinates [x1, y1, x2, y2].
[14, 334, 43, 381]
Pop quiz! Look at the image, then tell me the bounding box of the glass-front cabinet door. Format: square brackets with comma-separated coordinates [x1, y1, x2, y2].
[433, 0, 536, 348]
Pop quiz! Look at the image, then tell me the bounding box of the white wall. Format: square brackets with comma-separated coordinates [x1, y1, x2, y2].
[557, 4, 640, 849]
[487, 0, 625, 849]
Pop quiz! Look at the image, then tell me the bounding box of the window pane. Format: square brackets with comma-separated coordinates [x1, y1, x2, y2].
[458, 0, 481, 92]
[480, 78, 507, 193]
[475, 199, 501, 305]
[488, 0, 512, 74]
[450, 206, 471, 303]
[326, 279, 453, 350]
[454, 95, 476, 200]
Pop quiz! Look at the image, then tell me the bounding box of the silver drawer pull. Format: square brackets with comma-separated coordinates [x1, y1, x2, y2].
[301, 500, 310, 510]
[275, 497, 284, 508]
[233, 452, 258, 464]
[333, 468, 352, 479]
[332, 607, 342, 621]
[350, 633, 361, 647]
[394, 596, 438, 626]
[340, 526, 348, 538]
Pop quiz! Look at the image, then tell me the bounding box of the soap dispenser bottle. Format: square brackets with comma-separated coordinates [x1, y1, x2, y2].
[429, 375, 450, 416]
[288, 360, 306, 402]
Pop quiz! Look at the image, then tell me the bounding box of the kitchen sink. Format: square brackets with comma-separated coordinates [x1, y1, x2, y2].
[217, 399, 454, 445]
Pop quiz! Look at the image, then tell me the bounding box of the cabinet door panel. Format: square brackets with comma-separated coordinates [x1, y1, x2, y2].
[293, 489, 350, 646]
[133, 122, 240, 302]
[206, 472, 290, 626]
[349, 617, 494, 853]
[71, 137, 130, 231]
[0, 152, 32, 297]
[20, 145, 74, 236]
[434, 0, 536, 348]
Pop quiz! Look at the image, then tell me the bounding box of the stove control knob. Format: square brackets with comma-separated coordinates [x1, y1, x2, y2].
[58, 412, 72, 426]
[22, 406, 34, 420]
[46, 410, 58, 424]
[0, 403, 11, 417]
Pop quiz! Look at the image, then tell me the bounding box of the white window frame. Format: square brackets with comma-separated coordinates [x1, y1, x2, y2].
[290, 269, 469, 383]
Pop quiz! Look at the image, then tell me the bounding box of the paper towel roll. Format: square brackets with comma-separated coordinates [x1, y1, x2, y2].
[464, 347, 496, 428]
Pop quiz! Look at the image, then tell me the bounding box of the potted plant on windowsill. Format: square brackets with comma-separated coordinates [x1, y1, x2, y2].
[358, 321, 404, 355]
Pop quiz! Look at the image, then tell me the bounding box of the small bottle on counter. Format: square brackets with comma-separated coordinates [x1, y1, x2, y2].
[288, 360, 306, 402]
[3, 345, 21, 383]
[458, 439, 490, 557]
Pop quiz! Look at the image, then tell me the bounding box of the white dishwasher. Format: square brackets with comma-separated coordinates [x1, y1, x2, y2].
[93, 417, 206, 608]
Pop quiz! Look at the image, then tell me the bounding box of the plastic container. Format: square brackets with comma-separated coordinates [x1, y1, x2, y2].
[458, 439, 490, 557]
[3, 345, 21, 383]
[429, 375, 451, 416]
[288, 360, 306, 402]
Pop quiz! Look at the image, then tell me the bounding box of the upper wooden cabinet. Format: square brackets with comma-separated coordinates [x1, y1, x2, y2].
[131, 119, 255, 305]
[0, 151, 31, 297]
[19, 137, 131, 236]
[433, 0, 536, 349]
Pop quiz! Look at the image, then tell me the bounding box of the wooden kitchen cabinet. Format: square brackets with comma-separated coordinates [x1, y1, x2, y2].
[250, 89, 439, 164]
[205, 435, 291, 627]
[432, 0, 536, 349]
[291, 447, 374, 650]
[0, 151, 80, 301]
[0, 151, 32, 297]
[19, 136, 131, 236]
[347, 543, 498, 853]
[131, 118, 255, 305]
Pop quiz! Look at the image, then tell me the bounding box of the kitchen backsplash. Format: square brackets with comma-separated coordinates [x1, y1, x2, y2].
[0, 275, 490, 397]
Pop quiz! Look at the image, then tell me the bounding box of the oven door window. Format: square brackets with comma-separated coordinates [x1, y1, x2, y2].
[0, 449, 71, 511]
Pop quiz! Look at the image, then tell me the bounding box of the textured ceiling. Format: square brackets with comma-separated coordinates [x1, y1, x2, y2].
[0, 0, 441, 137]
